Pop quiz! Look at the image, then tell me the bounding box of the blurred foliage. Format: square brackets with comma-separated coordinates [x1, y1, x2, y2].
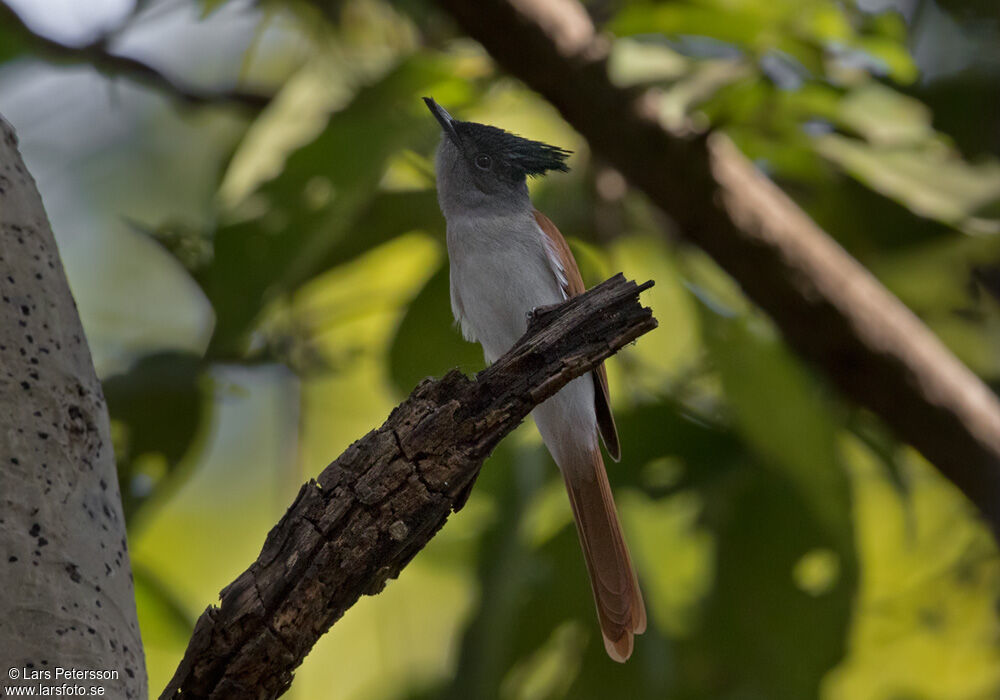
[103, 351, 205, 522]
[3, 0, 1000, 698]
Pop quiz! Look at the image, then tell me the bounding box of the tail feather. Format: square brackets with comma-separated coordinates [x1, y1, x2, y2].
[562, 446, 646, 662]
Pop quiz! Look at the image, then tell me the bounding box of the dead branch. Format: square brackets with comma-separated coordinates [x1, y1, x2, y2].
[161, 274, 657, 699]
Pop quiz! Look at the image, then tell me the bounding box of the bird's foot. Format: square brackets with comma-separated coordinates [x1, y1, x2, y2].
[526, 302, 563, 328]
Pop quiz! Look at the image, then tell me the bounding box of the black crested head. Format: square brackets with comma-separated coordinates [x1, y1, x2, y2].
[452, 120, 571, 179]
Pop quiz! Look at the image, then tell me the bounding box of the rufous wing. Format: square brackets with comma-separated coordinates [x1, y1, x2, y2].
[533, 210, 621, 460]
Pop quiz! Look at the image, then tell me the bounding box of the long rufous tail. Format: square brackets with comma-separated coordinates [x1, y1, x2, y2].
[562, 445, 646, 662]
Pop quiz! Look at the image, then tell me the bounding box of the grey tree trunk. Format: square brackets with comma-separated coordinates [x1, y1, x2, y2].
[0, 116, 146, 698]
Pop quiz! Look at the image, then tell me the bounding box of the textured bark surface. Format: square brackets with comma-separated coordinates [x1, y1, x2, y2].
[432, 0, 1000, 535]
[160, 274, 656, 699]
[0, 117, 146, 695]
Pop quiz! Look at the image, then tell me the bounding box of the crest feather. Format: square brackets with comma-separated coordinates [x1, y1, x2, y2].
[453, 121, 571, 177]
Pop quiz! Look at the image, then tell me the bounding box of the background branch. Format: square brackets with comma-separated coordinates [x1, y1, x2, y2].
[431, 0, 1000, 536]
[0, 2, 271, 110]
[161, 274, 657, 699]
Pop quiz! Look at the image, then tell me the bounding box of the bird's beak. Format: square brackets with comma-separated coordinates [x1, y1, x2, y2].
[423, 96, 459, 144]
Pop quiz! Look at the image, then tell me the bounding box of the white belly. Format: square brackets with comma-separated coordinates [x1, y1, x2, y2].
[446, 213, 564, 363]
[445, 211, 597, 469]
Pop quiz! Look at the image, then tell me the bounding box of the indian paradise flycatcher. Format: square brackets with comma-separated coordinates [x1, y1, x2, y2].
[424, 97, 646, 662]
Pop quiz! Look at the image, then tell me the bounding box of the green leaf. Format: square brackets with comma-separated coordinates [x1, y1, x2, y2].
[316, 188, 444, 272]
[871, 234, 1000, 313]
[835, 83, 934, 146]
[613, 4, 771, 48]
[0, 17, 31, 65]
[103, 352, 204, 523]
[133, 563, 194, 646]
[814, 134, 1000, 232]
[387, 262, 484, 395]
[845, 36, 919, 83]
[612, 400, 745, 494]
[198, 55, 471, 356]
[611, 0, 839, 74]
[690, 461, 856, 699]
[608, 38, 690, 88]
[701, 309, 853, 551]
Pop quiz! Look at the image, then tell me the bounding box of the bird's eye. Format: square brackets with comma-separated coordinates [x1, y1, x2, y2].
[474, 154, 492, 170]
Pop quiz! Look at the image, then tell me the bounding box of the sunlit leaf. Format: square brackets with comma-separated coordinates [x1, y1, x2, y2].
[608, 38, 690, 88]
[608, 236, 701, 392]
[845, 36, 918, 84]
[815, 134, 1000, 231]
[611, 0, 845, 74]
[824, 438, 1000, 699]
[619, 490, 714, 637]
[613, 4, 771, 50]
[836, 83, 934, 146]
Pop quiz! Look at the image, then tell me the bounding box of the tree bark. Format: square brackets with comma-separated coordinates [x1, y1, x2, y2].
[431, 0, 1000, 537]
[0, 117, 146, 695]
[161, 274, 656, 700]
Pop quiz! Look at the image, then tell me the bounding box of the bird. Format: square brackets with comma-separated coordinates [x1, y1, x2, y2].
[423, 97, 646, 662]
